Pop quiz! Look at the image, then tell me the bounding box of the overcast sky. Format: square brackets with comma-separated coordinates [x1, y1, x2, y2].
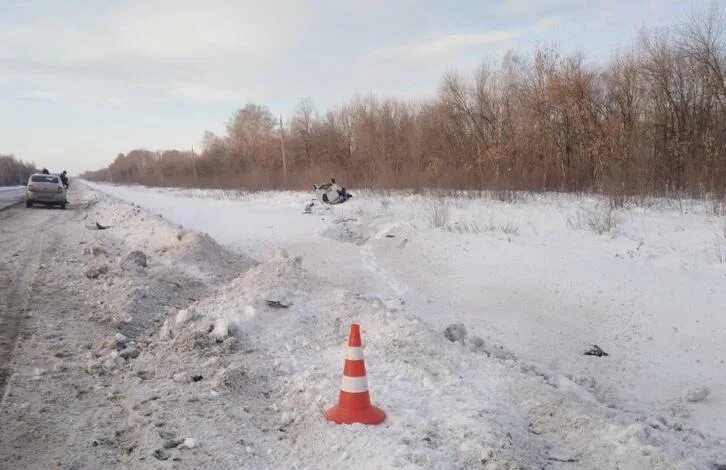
[0, 0, 718, 175]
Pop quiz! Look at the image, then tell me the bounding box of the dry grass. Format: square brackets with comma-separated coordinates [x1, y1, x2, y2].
[567, 206, 619, 235]
[427, 200, 450, 229]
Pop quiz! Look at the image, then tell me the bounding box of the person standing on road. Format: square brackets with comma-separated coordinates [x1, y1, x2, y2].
[60, 170, 69, 189]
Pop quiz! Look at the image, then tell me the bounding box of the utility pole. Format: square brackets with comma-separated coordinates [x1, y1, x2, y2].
[191, 146, 198, 185]
[157, 151, 164, 185]
[279, 115, 288, 189]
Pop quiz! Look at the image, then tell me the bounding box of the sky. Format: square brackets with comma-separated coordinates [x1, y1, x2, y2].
[0, 0, 720, 175]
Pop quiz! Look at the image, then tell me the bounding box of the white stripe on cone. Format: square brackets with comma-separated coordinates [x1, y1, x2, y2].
[340, 375, 369, 393]
[346, 346, 364, 360]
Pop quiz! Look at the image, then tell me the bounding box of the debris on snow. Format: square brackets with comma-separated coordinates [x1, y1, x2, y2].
[303, 201, 314, 214]
[468, 335, 486, 351]
[547, 454, 579, 463]
[114, 333, 128, 348]
[584, 345, 609, 357]
[153, 448, 170, 461]
[444, 322, 468, 343]
[119, 346, 140, 360]
[265, 299, 291, 309]
[84, 221, 111, 230]
[163, 438, 184, 449]
[85, 264, 109, 279]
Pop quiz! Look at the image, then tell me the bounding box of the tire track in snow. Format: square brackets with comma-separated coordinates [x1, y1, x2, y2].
[358, 222, 407, 306]
[0, 209, 50, 399]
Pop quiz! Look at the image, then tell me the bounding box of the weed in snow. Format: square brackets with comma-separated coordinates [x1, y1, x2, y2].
[446, 217, 520, 236]
[714, 232, 726, 264]
[427, 200, 450, 228]
[498, 221, 520, 235]
[568, 206, 618, 235]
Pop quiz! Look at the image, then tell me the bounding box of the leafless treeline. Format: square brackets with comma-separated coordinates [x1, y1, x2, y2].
[85, 6, 725, 196]
[0, 155, 37, 186]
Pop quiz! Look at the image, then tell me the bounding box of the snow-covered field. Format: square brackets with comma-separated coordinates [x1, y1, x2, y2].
[76, 182, 726, 467]
[85, 183, 726, 429]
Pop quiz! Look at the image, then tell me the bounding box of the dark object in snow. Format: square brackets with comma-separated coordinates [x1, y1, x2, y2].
[444, 322, 468, 343]
[114, 333, 128, 349]
[547, 455, 579, 463]
[385, 234, 395, 238]
[191, 375, 203, 382]
[120, 250, 148, 269]
[303, 201, 315, 214]
[85, 222, 111, 230]
[153, 449, 170, 461]
[119, 346, 140, 360]
[468, 335, 485, 351]
[265, 299, 292, 309]
[584, 345, 608, 357]
[91, 246, 107, 257]
[85, 264, 109, 279]
[163, 438, 184, 449]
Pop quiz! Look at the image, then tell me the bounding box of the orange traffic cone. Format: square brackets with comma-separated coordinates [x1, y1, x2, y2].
[325, 323, 386, 425]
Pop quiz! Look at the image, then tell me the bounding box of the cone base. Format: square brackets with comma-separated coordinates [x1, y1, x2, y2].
[324, 404, 386, 425]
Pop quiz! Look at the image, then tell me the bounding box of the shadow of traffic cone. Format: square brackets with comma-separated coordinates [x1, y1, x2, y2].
[325, 323, 386, 425]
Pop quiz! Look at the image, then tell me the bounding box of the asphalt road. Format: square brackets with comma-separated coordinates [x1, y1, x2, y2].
[0, 186, 25, 210]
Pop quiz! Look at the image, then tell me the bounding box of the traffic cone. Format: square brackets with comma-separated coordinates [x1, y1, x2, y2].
[325, 323, 386, 425]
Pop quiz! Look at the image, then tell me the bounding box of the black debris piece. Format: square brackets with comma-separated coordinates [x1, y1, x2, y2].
[265, 299, 292, 309]
[584, 345, 608, 357]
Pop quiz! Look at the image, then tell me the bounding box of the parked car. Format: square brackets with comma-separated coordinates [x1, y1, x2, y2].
[26, 173, 67, 209]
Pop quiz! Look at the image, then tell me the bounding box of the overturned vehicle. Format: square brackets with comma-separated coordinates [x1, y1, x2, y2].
[313, 178, 352, 205]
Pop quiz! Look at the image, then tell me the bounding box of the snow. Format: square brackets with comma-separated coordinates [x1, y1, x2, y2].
[82, 181, 726, 466]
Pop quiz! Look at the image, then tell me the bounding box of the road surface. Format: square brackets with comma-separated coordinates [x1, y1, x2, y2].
[0, 186, 25, 210]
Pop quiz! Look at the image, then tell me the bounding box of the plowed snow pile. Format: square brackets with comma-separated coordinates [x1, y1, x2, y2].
[118, 249, 723, 468]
